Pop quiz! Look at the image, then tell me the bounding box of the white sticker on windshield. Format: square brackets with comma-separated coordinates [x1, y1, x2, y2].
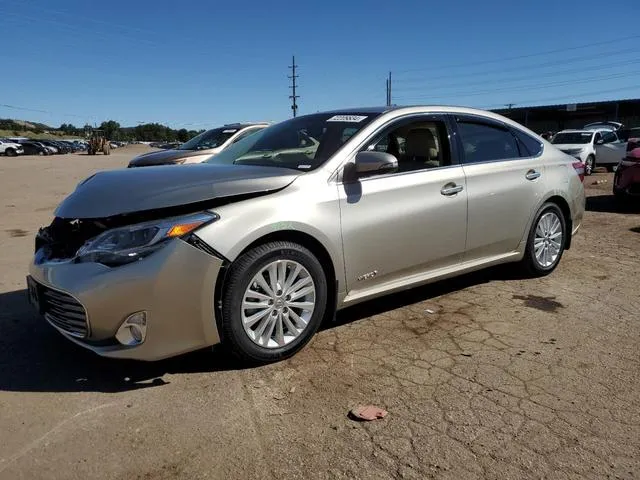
[223, 129, 237, 133]
[298, 164, 312, 169]
[326, 115, 368, 123]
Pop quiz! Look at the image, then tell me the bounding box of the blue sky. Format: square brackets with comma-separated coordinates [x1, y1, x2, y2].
[1, 0, 639, 129]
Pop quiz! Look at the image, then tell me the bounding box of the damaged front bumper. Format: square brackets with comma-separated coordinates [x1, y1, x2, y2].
[28, 238, 224, 361]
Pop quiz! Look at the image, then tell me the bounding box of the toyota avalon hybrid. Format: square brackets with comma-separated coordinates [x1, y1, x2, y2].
[27, 106, 585, 364]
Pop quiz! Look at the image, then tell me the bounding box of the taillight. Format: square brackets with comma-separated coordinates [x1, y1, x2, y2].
[572, 161, 585, 182]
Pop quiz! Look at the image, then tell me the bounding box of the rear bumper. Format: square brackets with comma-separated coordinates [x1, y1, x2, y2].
[28, 239, 224, 360]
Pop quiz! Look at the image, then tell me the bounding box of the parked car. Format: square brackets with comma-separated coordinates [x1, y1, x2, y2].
[551, 129, 625, 175]
[613, 136, 640, 203]
[128, 123, 269, 167]
[0, 139, 24, 156]
[52, 141, 72, 154]
[584, 121, 623, 132]
[19, 141, 50, 156]
[38, 141, 60, 154]
[27, 106, 585, 364]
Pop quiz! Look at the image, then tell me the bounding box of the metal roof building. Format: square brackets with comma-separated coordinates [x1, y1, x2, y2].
[492, 98, 640, 134]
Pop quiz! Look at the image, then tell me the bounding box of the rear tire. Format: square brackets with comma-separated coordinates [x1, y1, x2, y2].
[220, 241, 328, 365]
[519, 203, 566, 277]
[606, 165, 616, 173]
[584, 155, 595, 176]
[5, 148, 17, 157]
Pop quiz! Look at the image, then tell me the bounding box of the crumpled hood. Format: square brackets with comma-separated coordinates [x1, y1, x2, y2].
[55, 164, 300, 219]
[128, 148, 219, 167]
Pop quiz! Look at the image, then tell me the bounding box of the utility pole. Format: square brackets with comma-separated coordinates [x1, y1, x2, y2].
[288, 56, 299, 118]
[385, 78, 389, 106]
[505, 103, 515, 110]
[386, 71, 392, 106]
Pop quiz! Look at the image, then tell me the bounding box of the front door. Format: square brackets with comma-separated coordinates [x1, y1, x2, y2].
[338, 115, 467, 299]
[596, 131, 626, 166]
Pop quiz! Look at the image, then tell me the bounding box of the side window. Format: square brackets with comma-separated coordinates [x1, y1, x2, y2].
[232, 128, 260, 144]
[457, 121, 519, 164]
[512, 128, 543, 157]
[363, 119, 451, 174]
[601, 131, 617, 144]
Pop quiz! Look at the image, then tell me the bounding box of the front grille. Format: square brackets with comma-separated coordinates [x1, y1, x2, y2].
[41, 287, 89, 338]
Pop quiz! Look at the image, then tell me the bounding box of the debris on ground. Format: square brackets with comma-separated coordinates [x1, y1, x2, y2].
[349, 405, 388, 421]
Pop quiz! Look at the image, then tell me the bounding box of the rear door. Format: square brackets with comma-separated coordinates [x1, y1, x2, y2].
[453, 114, 546, 261]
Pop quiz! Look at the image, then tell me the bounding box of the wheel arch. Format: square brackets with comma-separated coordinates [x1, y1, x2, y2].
[213, 229, 339, 342]
[542, 194, 573, 250]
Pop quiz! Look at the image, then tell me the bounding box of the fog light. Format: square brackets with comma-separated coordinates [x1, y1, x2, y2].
[115, 311, 147, 346]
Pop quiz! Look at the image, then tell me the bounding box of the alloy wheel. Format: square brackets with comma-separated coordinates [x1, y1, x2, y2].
[241, 259, 316, 349]
[534, 211, 563, 268]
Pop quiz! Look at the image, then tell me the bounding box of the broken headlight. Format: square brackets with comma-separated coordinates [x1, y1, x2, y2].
[75, 212, 218, 266]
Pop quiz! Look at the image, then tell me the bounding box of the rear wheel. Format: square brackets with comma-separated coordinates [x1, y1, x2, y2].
[5, 148, 17, 157]
[520, 203, 566, 277]
[606, 165, 616, 173]
[584, 155, 595, 176]
[221, 241, 328, 364]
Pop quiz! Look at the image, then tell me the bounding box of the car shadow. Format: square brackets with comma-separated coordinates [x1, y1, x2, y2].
[0, 265, 521, 394]
[328, 264, 520, 328]
[586, 194, 640, 214]
[0, 289, 242, 394]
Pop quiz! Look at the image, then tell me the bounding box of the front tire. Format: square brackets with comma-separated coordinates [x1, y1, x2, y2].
[5, 148, 17, 157]
[584, 155, 595, 176]
[221, 241, 328, 364]
[520, 203, 566, 277]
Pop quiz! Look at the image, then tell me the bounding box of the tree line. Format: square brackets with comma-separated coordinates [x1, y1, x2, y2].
[59, 121, 204, 142]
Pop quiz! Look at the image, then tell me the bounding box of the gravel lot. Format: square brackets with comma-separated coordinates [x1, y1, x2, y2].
[1, 146, 639, 480]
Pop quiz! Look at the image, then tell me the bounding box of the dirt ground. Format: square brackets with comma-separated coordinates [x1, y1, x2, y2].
[0, 146, 639, 480]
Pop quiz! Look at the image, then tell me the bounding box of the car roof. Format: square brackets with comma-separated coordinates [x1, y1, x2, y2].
[556, 129, 594, 134]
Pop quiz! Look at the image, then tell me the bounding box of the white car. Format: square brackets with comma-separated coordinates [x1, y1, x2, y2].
[551, 129, 626, 175]
[0, 139, 24, 157]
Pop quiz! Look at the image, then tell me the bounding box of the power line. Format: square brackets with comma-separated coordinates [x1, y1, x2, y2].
[288, 56, 299, 118]
[394, 34, 640, 74]
[0, 103, 89, 119]
[481, 86, 640, 110]
[393, 57, 640, 94]
[394, 70, 640, 102]
[394, 49, 640, 85]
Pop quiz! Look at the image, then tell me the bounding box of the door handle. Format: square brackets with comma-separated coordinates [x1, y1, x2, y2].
[525, 169, 541, 180]
[440, 183, 464, 196]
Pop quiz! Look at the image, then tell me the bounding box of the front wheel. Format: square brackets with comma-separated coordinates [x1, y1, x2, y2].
[584, 155, 595, 176]
[221, 241, 328, 364]
[5, 148, 17, 157]
[520, 203, 567, 277]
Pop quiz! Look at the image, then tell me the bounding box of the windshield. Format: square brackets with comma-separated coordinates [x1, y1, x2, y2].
[551, 132, 593, 145]
[204, 112, 380, 170]
[177, 127, 239, 151]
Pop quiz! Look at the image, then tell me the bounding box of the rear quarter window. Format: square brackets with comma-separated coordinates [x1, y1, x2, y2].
[512, 128, 543, 157]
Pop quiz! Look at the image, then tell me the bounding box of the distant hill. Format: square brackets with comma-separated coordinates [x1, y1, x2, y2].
[0, 118, 54, 132]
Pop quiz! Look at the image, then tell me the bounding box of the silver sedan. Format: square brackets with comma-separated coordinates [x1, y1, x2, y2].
[28, 106, 585, 363]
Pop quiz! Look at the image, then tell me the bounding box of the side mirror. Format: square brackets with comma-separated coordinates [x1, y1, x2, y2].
[595, 139, 604, 145]
[354, 151, 398, 175]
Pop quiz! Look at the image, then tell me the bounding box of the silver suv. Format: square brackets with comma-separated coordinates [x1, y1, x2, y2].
[128, 123, 269, 167]
[28, 106, 585, 364]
